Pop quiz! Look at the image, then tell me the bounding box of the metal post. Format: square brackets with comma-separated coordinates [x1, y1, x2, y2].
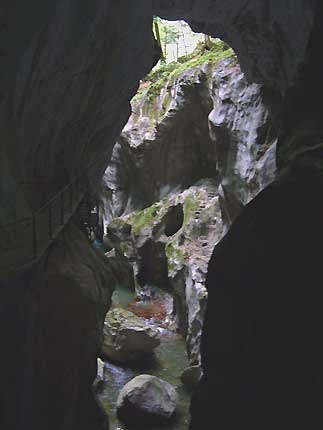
[60, 192, 64, 225]
[49, 203, 53, 240]
[75, 179, 79, 200]
[32, 214, 37, 259]
[70, 185, 73, 212]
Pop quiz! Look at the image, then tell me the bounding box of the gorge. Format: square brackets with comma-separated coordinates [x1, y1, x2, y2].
[1, 2, 323, 430]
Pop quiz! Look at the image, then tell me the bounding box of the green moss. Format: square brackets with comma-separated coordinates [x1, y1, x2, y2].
[183, 194, 200, 225]
[128, 202, 162, 235]
[108, 218, 127, 229]
[165, 242, 188, 272]
[168, 42, 235, 81]
[133, 40, 236, 105]
[106, 307, 149, 329]
[119, 242, 132, 255]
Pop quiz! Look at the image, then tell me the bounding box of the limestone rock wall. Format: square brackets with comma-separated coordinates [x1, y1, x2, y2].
[102, 57, 277, 366]
[103, 58, 276, 224]
[102, 64, 216, 219]
[0, 0, 157, 223]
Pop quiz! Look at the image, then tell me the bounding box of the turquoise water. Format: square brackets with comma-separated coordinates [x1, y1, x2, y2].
[98, 286, 192, 430]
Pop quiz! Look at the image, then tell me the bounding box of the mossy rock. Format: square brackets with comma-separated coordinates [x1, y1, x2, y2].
[133, 39, 236, 106]
[127, 202, 163, 235]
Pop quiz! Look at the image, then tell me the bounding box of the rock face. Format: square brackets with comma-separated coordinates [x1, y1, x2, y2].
[1, 1, 157, 226]
[209, 59, 277, 204]
[153, 0, 316, 95]
[31, 223, 114, 430]
[1, 3, 157, 428]
[117, 374, 177, 424]
[103, 56, 277, 220]
[101, 307, 160, 364]
[101, 55, 276, 366]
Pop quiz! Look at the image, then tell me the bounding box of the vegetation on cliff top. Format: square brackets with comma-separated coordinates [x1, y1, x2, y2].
[133, 39, 236, 104]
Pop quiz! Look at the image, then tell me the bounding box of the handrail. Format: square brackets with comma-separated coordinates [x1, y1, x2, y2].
[0, 217, 31, 230]
[0, 175, 82, 229]
[0, 175, 87, 277]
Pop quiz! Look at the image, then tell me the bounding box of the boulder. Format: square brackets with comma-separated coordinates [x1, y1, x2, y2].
[101, 308, 160, 364]
[117, 374, 177, 424]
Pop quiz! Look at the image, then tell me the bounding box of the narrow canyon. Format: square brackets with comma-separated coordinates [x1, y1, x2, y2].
[1, 2, 323, 430]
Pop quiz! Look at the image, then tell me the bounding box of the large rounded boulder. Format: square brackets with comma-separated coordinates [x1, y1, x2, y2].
[101, 308, 160, 364]
[117, 374, 177, 424]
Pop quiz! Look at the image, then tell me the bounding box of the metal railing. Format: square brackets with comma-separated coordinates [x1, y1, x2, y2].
[0, 176, 87, 276]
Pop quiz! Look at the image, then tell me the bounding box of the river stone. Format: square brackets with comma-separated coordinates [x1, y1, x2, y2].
[117, 374, 177, 424]
[101, 307, 160, 364]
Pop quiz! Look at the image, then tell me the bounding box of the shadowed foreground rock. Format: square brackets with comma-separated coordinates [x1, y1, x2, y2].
[190, 167, 323, 429]
[32, 224, 113, 430]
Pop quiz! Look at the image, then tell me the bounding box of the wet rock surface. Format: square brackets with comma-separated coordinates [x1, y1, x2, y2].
[117, 374, 177, 425]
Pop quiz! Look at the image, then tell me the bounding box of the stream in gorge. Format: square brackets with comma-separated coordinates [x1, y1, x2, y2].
[97, 285, 192, 430]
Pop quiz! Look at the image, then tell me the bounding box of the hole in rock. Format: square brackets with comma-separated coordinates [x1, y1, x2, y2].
[136, 240, 171, 290]
[164, 204, 184, 237]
